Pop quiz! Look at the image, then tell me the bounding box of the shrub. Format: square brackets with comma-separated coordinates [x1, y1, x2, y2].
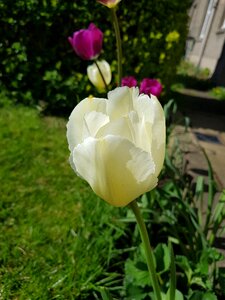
[0, 0, 191, 114]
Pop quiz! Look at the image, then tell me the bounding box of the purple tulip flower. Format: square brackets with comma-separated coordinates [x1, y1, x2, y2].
[68, 23, 103, 60]
[140, 78, 162, 97]
[122, 76, 138, 88]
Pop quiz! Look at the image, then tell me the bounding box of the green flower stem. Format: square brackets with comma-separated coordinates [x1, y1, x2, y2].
[129, 200, 162, 300]
[94, 60, 108, 92]
[110, 7, 122, 86]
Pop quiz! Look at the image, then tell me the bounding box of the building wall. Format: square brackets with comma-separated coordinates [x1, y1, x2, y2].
[186, 0, 225, 74]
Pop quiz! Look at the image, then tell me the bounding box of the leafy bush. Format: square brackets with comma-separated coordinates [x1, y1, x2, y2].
[177, 60, 211, 80]
[210, 87, 225, 101]
[172, 60, 213, 92]
[0, 0, 191, 113]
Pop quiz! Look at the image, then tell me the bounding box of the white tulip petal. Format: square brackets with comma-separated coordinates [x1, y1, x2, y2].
[150, 95, 166, 148]
[96, 112, 151, 153]
[127, 111, 153, 153]
[67, 97, 107, 150]
[145, 122, 165, 177]
[135, 94, 163, 127]
[135, 93, 166, 175]
[127, 146, 156, 183]
[84, 111, 109, 138]
[107, 87, 138, 120]
[96, 116, 133, 141]
[73, 135, 158, 207]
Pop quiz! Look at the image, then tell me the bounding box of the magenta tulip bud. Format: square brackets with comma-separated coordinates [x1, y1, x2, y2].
[122, 76, 138, 88]
[68, 23, 103, 60]
[140, 78, 163, 97]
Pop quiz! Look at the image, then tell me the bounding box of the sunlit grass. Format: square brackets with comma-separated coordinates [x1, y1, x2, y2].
[0, 104, 125, 299]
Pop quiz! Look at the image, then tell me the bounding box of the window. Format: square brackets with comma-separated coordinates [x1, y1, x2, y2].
[199, 0, 218, 39]
[221, 19, 225, 30]
[218, 8, 225, 31]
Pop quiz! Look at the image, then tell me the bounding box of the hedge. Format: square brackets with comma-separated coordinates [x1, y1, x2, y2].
[0, 0, 191, 114]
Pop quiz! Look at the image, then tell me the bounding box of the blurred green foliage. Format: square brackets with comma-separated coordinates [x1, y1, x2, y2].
[0, 0, 191, 114]
[176, 60, 211, 80]
[210, 87, 225, 101]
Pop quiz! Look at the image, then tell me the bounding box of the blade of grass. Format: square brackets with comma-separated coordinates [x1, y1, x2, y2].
[194, 176, 205, 226]
[209, 190, 225, 245]
[100, 287, 114, 300]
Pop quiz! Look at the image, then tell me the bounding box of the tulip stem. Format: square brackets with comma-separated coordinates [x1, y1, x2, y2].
[129, 200, 162, 300]
[94, 60, 108, 92]
[111, 7, 122, 86]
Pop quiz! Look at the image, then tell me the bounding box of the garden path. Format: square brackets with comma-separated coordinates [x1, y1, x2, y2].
[177, 109, 225, 190]
[170, 108, 225, 266]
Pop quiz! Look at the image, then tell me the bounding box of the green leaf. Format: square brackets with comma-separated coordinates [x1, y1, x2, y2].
[218, 267, 225, 296]
[176, 255, 192, 284]
[195, 176, 204, 201]
[195, 247, 221, 279]
[164, 289, 184, 300]
[126, 285, 150, 300]
[212, 190, 225, 222]
[190, 276, 208, 289]
[174, 290, 184, 300]
[202, 148, 217, 235]
[209, 190, 225, 244]
[125, 258, 151, 288]
[189, 291, 217, 300]
[154, 243, 171, 274]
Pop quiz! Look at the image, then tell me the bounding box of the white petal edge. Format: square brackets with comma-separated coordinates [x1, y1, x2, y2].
[66, 97, 107, 151]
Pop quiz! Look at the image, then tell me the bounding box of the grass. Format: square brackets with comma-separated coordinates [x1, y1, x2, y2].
[0, 104, 125, 299]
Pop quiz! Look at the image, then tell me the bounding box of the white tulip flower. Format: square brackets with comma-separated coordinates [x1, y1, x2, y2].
[87, 60, 111, 90]
[67, 86, 165, 207]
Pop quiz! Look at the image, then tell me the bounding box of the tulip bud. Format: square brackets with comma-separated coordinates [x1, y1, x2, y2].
[87, 60, 112, 90]
[68, 23, 103, 60]
[97, 0, 121, 8]
[67, 87, 165, 207]
[122, 76, 138, 88]
[140, 78, 163, 97]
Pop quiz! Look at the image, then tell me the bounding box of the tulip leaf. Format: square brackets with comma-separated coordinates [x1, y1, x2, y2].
[168, 242, 176, 300]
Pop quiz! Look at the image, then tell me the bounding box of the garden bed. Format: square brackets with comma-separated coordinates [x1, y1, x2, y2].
[171, 88, 225, 115]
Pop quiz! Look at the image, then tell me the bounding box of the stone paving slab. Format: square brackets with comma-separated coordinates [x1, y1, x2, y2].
[170, 110, 225, 265]
[190, 112, 225, 190]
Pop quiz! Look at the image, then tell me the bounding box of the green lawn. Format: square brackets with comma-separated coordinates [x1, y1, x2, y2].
[0, 104, 125, 299]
